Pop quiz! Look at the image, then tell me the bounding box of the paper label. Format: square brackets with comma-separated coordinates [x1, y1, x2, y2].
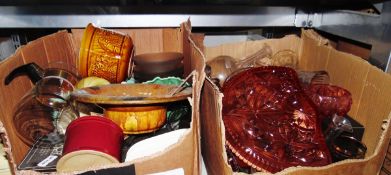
[37, 155, 58, 167]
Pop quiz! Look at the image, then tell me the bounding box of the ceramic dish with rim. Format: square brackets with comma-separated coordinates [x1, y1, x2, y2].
[70, 83, 192, 105]
[70, 84, 192, 134]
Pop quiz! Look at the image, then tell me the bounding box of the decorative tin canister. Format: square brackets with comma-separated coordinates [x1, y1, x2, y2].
[57, 116, 123, 173]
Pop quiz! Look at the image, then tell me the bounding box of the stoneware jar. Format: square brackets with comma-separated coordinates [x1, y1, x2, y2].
[78, 23, 134, 83]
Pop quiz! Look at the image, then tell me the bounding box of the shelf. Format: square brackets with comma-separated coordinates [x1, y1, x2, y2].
[0, 6, 298, 28]
[0, 2, 390, 74]
[312, 1, 391, 73]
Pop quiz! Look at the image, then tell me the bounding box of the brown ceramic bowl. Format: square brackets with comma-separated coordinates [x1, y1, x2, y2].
[134, 65, 184, 82]
[133, 52, 183, 75]
[105, 105, 167, 134]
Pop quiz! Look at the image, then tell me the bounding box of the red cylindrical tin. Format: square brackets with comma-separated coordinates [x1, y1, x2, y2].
[57, 116, 123, 173]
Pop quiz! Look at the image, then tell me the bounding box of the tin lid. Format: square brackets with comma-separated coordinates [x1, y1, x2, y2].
[67, 116, 123, 135]
[56, 150, 119, 173]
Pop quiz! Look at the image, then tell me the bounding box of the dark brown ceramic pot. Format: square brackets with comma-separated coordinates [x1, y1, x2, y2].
[132, 52, 184, 81]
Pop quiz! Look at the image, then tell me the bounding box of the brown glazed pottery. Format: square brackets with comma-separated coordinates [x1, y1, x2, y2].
[71, 84, 192, 134]
[133, 52, 184, 81]
[133, 66, 184, 82]
[70, 84, 192, 105]
[105, 105, 167, 134]
[133, 52, 183, 73]
[222, 66, 331, 173]
[78, 23, 134, 83]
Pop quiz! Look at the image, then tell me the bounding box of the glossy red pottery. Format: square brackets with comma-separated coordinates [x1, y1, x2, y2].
[57, 116, 123, 172]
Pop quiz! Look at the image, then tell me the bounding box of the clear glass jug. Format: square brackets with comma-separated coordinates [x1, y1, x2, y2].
[5, 62, 80, 146]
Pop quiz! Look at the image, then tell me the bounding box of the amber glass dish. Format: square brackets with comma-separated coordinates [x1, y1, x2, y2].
[222, 66, 331, 173]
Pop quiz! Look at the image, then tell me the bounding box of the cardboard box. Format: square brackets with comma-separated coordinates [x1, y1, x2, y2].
[200, 29, 391, 174]
[0, 21, 206, 174]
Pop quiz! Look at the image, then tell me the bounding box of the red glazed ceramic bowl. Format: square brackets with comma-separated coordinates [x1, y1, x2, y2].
[57, 116, 123, 173]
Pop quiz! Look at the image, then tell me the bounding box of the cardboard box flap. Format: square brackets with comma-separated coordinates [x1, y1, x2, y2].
[186, 18, 207, 175]
[201, 78, 233, 175]
[72, 28, 182, 57]
[300, 29, 391, 155]
[357, 67, 391, 154]
[298, 29, 333, 71]
[0, 31, 77, 165]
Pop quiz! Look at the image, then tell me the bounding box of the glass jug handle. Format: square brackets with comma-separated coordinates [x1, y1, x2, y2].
[4, 62, 45, 85]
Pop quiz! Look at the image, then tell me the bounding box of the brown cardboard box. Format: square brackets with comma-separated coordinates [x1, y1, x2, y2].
[0, 21, 206, 175]
[200, 29, 391, 174]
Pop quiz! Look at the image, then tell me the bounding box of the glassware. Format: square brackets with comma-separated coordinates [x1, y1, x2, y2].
[329, 134, 367, 161]
[5, 62, 80, 146]
[297, 70, 330, 86]
[271, 49, 298, 69]
[304, 84, 352, 118]
[12, 85, 78, 146]
[222, 66, 331, 173]
[323, 114, 353, 140]
[206, 55, 237, 87]
[5, 62, 79, 86]
[235, 44, 273, 68]
[323, 114, 367, 162]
